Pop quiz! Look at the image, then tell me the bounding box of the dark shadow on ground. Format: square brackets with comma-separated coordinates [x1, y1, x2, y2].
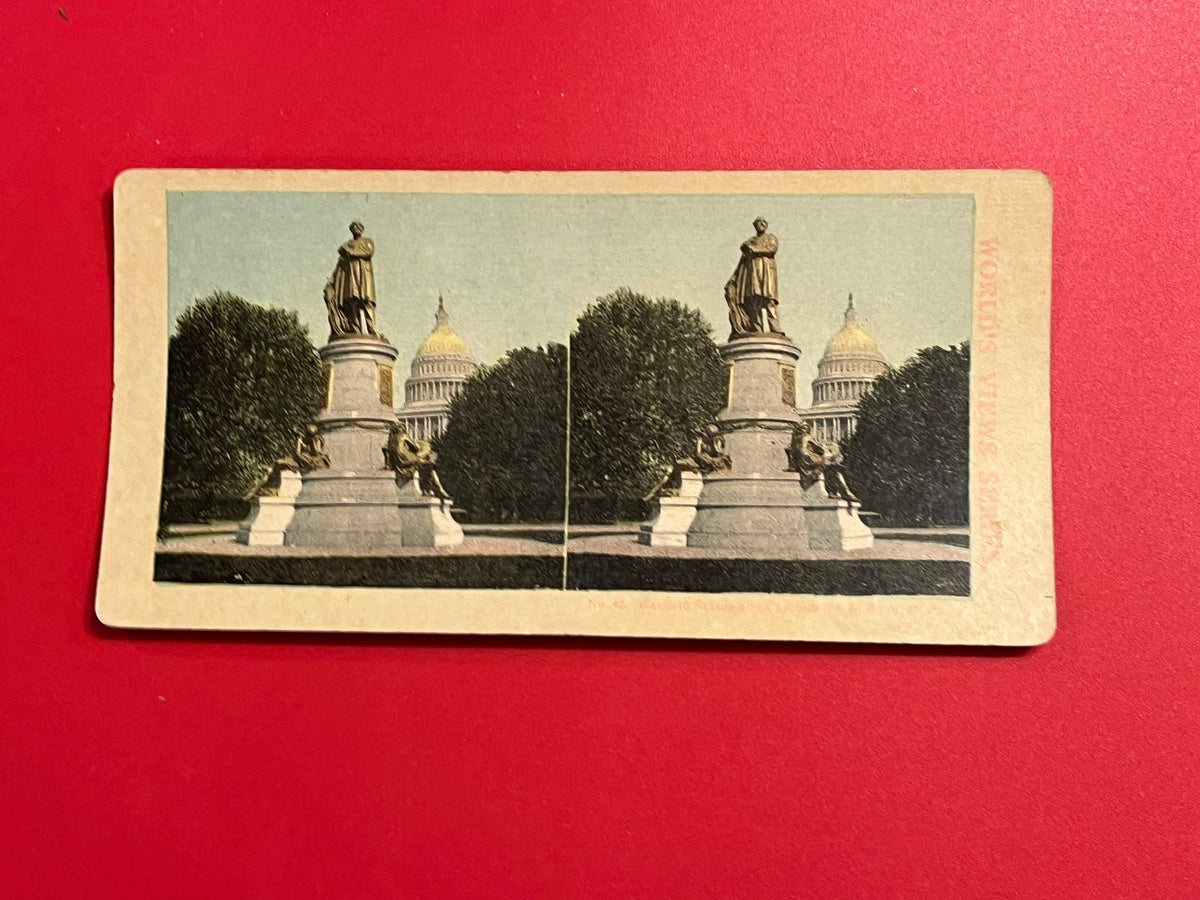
[155, 552, 563, 590]
[461, 525, 565, 545]
[565, 555, 969, 596]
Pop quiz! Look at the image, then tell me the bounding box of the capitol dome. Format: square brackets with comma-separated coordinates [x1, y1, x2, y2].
[398, 297, 478, 441]
[801, 295, 889, 446]
[416, 308, 472, 359]
[824, 303, 885, 358]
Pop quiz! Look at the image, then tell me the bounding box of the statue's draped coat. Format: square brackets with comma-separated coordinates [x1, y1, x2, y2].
[725, 232, 779, 335]
[324, 236, 376, 335]
[328, 237, 375, 306]
[729, 234, 779, 301]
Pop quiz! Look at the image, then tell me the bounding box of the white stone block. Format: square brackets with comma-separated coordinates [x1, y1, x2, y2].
[236, 471, 303, 546]
[639, 472, 702, 546]
[276, 470, 303, 499]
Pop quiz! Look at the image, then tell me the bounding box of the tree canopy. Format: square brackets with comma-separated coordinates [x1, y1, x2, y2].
[569, 288, 725, 520]
[435, 290, 724, 524]
[435, 344, 568, 523]
[840, 342, 970, 526]
[161, 292, 324, 524]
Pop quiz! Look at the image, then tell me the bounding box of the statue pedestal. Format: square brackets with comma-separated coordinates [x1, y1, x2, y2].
[237, 471, 302, 546]
[639, 471, 703, 547]
[395, 479, 465, 547]
[801, 482, 875, 552]
[282, 336, 463, 549]
[684, 336, 873, 553]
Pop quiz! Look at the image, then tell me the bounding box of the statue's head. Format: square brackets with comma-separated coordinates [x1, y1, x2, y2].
[753, 217, 768, 234]
[306, 424, 319, 435]
[349, 220, 365, 237]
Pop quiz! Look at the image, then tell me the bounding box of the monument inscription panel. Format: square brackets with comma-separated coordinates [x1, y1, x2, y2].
[377, 364, 394, 407]
[781, 364, 797, 407]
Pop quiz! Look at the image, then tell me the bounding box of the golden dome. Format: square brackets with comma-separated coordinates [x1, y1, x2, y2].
[418, 327, 470, 358]
[823, 295, 884, 358]
[416, 297, 472, 359]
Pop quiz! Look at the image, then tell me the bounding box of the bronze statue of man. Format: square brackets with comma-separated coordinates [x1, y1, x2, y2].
[324, 221, 378, 337]
[725, 217, 784, 339]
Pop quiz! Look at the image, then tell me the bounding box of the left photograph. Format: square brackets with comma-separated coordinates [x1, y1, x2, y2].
[156, 193, 568, 589]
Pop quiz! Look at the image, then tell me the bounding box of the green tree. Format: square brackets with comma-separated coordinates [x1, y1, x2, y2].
[840, 342, 970, 526]
[161, 292, 324, 525]
[435, 344, 568, 522]
[569, 288, 725, 521]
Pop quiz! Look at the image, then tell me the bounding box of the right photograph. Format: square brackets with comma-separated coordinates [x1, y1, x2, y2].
[566, 194, 973, 596]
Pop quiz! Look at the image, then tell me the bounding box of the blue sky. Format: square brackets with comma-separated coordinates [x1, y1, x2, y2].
[168, 191, 974, 393]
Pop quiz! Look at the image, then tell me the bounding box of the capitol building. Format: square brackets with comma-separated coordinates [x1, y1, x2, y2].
[799, 295, 889, 446]
[397, 297, 477, 441]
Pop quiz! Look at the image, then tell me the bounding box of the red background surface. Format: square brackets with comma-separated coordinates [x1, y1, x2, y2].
[2, 1, 1198, 896]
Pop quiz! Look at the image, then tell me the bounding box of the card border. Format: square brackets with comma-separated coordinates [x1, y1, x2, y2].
[97, 169, 1054, 645]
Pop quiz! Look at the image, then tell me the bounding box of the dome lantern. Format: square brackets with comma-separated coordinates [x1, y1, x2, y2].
[416, 294, 473, 360]
[823, 293, 884, 359]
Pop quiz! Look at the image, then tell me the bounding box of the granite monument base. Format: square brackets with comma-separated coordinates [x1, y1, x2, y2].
[284, 471, 408, 549]
[395, 478, 465, 548]
[801, 482, 875, 551]
[684, 335, 873, 554]
[281, 335, 463, 549]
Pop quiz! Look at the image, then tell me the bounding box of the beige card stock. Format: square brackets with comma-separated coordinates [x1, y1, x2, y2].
[98, 170, 1053, 645]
